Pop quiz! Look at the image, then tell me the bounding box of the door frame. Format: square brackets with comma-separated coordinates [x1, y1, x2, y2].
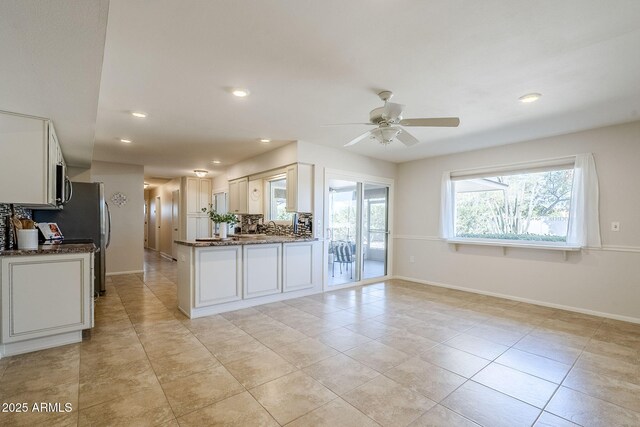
[155, 196, 161, 252]
[323, 169, 394, 291]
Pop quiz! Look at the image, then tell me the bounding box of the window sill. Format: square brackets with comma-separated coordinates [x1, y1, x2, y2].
[445, 238, 581, 260]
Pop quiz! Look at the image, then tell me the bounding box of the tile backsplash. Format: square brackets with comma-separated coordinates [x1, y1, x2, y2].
[0, 204, 33, 250]
[239, 213, 313, 237]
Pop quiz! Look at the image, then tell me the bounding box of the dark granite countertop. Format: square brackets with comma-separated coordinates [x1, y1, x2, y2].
[175, 235, 318, 247]
[0, 243, 97, 257]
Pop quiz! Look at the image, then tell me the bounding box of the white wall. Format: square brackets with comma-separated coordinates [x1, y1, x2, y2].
[91, 161, 145, 274]
[394, 121, 640, 322]
[226, 142, 298, 181]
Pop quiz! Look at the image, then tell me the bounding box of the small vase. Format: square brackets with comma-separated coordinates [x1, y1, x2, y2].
[218, 223, 228, 239]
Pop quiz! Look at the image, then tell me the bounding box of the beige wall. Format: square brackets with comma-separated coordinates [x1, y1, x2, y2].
[67, 166, 92, 183]
[394, 120, 640, 321]
[91, 161, 145, 274]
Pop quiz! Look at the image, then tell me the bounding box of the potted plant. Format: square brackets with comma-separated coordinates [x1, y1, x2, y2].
[202, 205, 238, 239]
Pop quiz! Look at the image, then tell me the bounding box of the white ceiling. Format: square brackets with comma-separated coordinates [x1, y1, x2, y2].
[0, 0, 109, 167]
[6, 1, 640, 176]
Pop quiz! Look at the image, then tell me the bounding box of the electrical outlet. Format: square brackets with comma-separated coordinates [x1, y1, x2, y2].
[611, 222, 620, 232]
[409, 255, 415, 263]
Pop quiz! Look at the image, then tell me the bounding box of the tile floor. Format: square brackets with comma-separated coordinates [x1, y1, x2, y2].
[1, 250, 640, 426]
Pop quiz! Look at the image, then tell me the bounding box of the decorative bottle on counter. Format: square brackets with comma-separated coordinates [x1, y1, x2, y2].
[218, 223, 227, 239]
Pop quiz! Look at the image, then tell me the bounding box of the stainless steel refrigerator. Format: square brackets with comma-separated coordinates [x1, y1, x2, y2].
[33, 182, 111, 295]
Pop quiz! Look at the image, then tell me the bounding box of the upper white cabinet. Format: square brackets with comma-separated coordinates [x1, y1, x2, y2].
[181, 177, 213, 240]
[286, 163, 313, 213]
[228, 177, 248, 214]
[0, 112, 66, 207]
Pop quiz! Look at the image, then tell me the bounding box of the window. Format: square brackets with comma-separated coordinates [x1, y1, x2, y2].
[440, 154, 602, 248]
[267, 177, 293, 221]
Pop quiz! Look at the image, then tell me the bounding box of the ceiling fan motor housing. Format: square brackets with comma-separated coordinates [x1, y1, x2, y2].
[370, 107, 402, 124]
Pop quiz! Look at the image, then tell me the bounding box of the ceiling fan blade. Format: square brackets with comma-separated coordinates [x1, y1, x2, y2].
[396, 129, 420, 146]
[321, 122, 375, 127]
[344, 130, 373, 147]
[399, 117, 460, 127]
[382, 102, 405, 120]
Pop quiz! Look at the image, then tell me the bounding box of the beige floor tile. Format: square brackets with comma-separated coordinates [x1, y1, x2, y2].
[286, 397, 378, 427]
[534, 412, 579, 426]
[317, 327, 372, 351]
[385, 357, 466, 402]
[249, 371, 337, 425]
[376, 330, 440, 356]
[303, 353, 380, 395]
[495, 348, 572, 383]
[161, 365, 244, 417]
[584, 338, 640, 364]
[409, 404, 480, 426]
[0, 356, 80, 401]
[442, 381, 540, 427]
[419, 345, 490, 378]
[563, 367, 640, 413]
[207, 335, 272, 364]
[527, 328, 590, 351]
[253, 326, 309, 348]
[0, 382, 78, 427]
[345, 340, 412, 372]
[464, 324, 526, 347]
[149, 345, 220, 384]
[344, 319, 403, 339]
[546, 386, 640, 427]
[343, 375, 436, 427]
[224, 349, 297, 388]
[406, 322, 460, 343]
[177, 391, 278, 426]
[139, 332, 206, 360]
[273, 337, 339, 368]
[444, 333, 509, 360]
[78, 384, 174, 426]
[514, 335, 583, 365]
[573, 351, 640, 385]
[472, 363, 558, 408]
[79, 358, 159, 409]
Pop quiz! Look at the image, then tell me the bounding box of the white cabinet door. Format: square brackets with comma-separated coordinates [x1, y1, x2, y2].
[285, 164, 313, 213]
[196, 217, 211, 238]
[195, 246, 242, 306]
[282, 241, 316, 292]
[186, 177, 199, 214]
[186, 216, 198, 241]
[243, 244, 282, 298]
[1, 253, 92, 343]
[228, 177, 248, 213]
[199, 179, 212, 211]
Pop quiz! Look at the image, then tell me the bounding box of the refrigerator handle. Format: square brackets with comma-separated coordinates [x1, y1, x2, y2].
[105, 201, 112, 248]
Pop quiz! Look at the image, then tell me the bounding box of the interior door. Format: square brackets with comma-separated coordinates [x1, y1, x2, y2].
[171, 190, 180, 260]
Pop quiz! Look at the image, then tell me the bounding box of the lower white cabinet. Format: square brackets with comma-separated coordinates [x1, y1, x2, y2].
[283, 241, 316, 292]
[195, 246, 242, 307]
[1, 252, 93, 350]
[243, 244, 282, 298]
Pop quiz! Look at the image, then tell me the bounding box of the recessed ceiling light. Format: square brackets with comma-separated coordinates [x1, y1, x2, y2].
[194, 169, 208, 177]
[519, 93, 542, 103]
[231, 88, 250, 97]
[131, 111, 147, 118]
[212, 160, 221, 164]
[259, 138, 271, 143]
[120, 138, 132, 143]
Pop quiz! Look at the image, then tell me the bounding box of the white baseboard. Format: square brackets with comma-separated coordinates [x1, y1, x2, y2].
[106, 270, 144, 276]
[393, 275, 640, 325]
[0, 331, 82, 358]
[160, 252, 175, 261]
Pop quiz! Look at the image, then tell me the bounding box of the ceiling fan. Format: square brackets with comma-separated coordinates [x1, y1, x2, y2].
[327, 91, 460, 147]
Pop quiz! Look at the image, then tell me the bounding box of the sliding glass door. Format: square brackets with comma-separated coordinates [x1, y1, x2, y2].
[326, 176, 390, 287]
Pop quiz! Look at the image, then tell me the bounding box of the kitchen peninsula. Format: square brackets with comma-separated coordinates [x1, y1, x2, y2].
[176, 235, 321, 318]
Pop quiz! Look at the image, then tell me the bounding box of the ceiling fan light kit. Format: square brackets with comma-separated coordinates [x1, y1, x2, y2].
[332, 91, 460, 148]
